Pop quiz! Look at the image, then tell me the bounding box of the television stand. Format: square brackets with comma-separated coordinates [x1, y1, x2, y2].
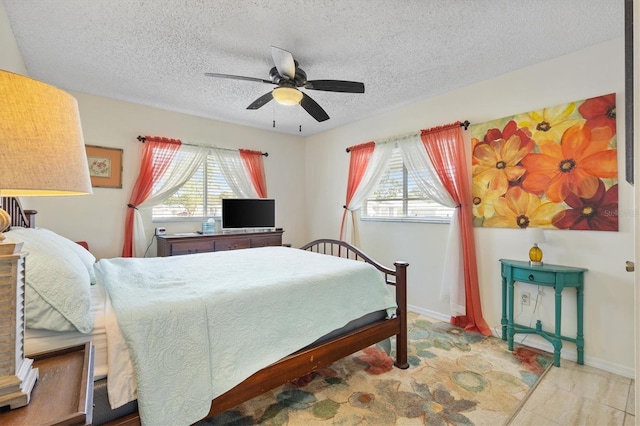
[157, 230, 284, 257]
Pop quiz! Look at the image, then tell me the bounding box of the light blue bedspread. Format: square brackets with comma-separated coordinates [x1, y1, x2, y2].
[96, 246, 397, 426]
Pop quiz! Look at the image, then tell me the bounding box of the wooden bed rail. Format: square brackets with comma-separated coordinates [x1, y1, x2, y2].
[99, 238, 410, 426]
[1, 197, 37, 229]
[300, 238, 409, 368]
[301, 238, 394, 271]
[202, 240, 409, 419]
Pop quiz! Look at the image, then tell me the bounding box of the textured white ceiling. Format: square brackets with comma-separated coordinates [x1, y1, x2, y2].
[2, 0, 624, 137]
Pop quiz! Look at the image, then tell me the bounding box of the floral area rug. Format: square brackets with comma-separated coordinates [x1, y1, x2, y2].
[201, 312, 553, 425]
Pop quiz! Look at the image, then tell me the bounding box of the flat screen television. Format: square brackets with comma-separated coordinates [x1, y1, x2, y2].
[221, 198, 275, 230]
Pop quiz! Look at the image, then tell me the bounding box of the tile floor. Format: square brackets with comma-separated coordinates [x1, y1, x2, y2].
[510, 360, 635, 425]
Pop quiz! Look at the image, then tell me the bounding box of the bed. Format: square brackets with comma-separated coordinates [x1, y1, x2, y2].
[2, 197, 408, 426]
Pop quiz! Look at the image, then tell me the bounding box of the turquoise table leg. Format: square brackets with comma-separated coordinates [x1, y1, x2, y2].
[576, 285, 584, 365]
[554, 285, 563, 367]
[501, 274, 507, 341]
[507, 277, 515, 351]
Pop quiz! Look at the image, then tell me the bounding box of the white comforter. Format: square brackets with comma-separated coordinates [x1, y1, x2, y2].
[96, 246, 396, 426]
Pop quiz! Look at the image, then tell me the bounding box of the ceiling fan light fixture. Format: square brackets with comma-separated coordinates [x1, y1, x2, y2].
[272, 87, 303, 106]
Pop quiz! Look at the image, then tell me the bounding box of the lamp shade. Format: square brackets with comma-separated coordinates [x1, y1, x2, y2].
[272, 87, 303, 106]
[526, 227, 547, 245]
[0, 70, 93, 411]
[0, 70, 92, 197]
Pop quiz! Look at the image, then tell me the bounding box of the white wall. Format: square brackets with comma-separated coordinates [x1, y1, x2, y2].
[306, 37, 635, 377]
[0, 1, 26, 75]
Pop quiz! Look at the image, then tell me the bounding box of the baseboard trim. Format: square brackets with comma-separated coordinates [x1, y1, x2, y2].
[494, 330, 635, 379]
[407, 305, 450, 322]
[407, 306, 634, 379]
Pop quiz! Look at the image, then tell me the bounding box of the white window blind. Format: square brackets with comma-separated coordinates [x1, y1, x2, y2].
[363, 147, 453, 222]
[152, 153, 236, 220]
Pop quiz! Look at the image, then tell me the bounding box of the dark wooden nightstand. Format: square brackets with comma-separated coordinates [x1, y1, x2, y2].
[0, 342, 94, 425]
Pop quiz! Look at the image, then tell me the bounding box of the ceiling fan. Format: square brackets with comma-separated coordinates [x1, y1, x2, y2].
[205, 46, 365, 122]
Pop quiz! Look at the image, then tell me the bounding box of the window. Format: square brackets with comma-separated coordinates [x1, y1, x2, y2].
[152, 153, 236, 221]
[362, 147, 453, 222]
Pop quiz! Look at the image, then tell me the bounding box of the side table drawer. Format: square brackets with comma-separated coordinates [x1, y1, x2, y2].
[2, 342, 94, 426]
[512, 268, 556, 284]
[170, 241, 214, 256]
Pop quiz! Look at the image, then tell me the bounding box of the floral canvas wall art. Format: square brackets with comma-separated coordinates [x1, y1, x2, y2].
[471, 94, 618, 231]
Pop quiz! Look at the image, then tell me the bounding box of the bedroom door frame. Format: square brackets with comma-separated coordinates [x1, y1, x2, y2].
[630, 0, 639, 416]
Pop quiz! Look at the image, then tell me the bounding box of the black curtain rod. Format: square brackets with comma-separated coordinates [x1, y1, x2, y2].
[345, 120, 471, 152]
[136, 135, 268, 157]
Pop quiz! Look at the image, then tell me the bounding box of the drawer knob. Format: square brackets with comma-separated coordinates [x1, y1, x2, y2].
[528, 274, 535, 281]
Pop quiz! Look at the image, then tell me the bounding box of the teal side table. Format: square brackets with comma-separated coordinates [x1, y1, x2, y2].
[500, 259, 587, 367]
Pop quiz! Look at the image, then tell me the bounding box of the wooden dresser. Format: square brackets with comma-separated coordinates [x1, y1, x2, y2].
[157, 230, 284, 256]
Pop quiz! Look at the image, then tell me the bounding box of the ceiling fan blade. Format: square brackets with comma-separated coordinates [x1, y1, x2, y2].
[247, 91, 274, 110]
[205, 72, 272, 84]
[300, 92, 330, 122]
[270, 46, 296, 80]
[304, 80, 365, 93]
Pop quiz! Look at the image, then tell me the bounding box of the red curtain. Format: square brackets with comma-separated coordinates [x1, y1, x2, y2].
[239, 149, 267, 198]
[122, 136, 181, 257]
[421, 123, 490, 336]
[340, 141, 375, 241]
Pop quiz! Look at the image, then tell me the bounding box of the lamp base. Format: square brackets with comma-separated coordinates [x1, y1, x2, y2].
[0, 241, 23, 255]
[529, 261, 543, 266]
[0, 359, 39, 409]
[0, 251, 38, 410]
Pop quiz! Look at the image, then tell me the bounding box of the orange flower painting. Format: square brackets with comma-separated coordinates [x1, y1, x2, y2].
[471, 94, 618, 231]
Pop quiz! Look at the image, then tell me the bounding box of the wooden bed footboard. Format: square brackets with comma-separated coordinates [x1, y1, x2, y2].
[300, 238, 409, 368]
[203, 239, 409, 418]
[104, 238, 410, 426]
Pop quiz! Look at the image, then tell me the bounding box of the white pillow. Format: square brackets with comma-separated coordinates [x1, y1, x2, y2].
[5, 227, 93, 333]
[36, 227, 97, 285]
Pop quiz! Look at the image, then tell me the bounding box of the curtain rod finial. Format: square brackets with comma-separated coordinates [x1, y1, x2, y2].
[461, 120, 470, 130]
[137, 135, 146, 142]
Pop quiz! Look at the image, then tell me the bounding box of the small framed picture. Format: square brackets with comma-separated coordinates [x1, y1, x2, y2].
[85, 145, 123, 188]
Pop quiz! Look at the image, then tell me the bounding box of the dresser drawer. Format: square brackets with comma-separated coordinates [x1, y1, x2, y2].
[170, 241, 214, 256]
[214, 237, 251, 251]
[157, 230, 283, 256]
[250, 235, 282, 248]
[512, 268, 556, 284]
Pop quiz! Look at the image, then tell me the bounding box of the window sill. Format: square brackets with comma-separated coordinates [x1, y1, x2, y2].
[152, 217, 217, 223]
[361, 216, 451, 224]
